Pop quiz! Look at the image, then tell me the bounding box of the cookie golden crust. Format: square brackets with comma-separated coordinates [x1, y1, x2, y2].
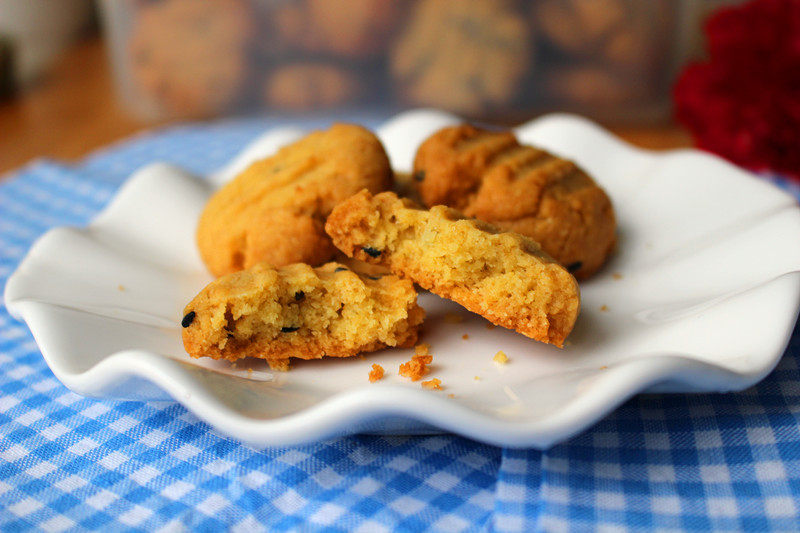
[182, 262, 424, 370]
[325, 191, 580, 347]
[197, 124, 392, 277]
[412, 124, 616, 279]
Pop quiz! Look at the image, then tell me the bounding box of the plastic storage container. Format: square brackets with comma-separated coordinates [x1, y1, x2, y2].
[99, 0, 710, 124]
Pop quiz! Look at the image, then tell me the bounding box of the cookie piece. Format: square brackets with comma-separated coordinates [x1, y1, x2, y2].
[273, 0, 403, 58]
[412, 125, 616, 279]
[263, 63, 361, 111]
[390, 0, 531, 115]
[182, 262, 424, 370]
[325, 191, 580, 347]
[197, 124, 392, 277]
[129, 0, 252, 117]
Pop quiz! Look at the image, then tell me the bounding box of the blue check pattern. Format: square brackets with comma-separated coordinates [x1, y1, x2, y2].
[2, 117, 800, 531]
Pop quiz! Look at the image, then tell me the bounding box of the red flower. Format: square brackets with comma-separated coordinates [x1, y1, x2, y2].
[674, 0, 800, 178]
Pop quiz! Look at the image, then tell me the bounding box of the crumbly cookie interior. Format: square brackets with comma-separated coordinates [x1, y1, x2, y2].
[326, 191, 579, 346]
[182, 261, 422, 367]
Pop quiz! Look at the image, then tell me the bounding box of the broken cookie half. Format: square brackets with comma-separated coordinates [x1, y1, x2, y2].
[326, 190, 580, 347]
[182, 261, 424, 370]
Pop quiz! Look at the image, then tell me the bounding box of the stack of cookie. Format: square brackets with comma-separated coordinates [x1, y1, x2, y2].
[182, 123, 616, 371]
[123, 0, 674, 120]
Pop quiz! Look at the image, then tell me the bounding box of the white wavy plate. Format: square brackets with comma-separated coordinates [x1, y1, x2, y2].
[6, 110, 800, 448]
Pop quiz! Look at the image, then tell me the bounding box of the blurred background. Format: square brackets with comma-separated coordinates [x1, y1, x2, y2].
[1, 0, 794, 177]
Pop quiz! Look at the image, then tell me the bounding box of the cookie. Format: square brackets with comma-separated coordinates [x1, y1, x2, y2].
[325, 191, 580, 347]
[129, 0, 252, 117]
[273, 0, 403, 58]
[543, 65, 649, 106]
[534, 0, 669, 68]
[263, 63, 361, 111]
[411, 125, 616, 279]
[390, 0, 531, 115]
[197, 123, 392, 277]
[182, 261, 424, 371]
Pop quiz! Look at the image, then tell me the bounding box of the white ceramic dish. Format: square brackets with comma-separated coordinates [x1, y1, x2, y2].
[6, 110, 800, 448]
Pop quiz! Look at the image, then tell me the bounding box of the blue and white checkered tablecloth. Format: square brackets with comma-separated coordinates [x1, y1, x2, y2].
[2, 117, 800, 532]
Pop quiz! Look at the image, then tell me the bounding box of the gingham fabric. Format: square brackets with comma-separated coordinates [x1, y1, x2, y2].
[2, 118, 800, 532]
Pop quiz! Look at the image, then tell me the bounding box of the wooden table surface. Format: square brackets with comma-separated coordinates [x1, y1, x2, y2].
[0, 38, 692, 177]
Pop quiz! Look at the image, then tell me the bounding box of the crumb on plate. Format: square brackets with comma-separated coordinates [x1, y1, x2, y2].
[369, 364, 385, 382]
[447, 393, 455, 398]
[414, 343, 430, 356]
[493, 351, 509, 364]
[613, 273, 623, 280]
[400, 353, 432, 381]
[462, 334, 469, 340]
[117, 284, 125, 291]
[600, 305, 609, 311]
[422, 378, 442, 390]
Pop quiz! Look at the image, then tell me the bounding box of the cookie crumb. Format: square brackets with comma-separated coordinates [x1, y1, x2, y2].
[117, 284, 126, 291]
[369, 364, 385, 382]
[600, 305, 609, 312]
[444, 312, 463, 324]
[599, 365, 608, 370]
[474, 376, 481, 381]
[462, 334, 469, 340]
[414, 343, 430, 356]
[422, 378, 442, 390]
[486, 323, 496, 330]
[400, 353, 432, 381]
[493, 351, 509, 364]
[447, 393, 455, 398]
[612, 273, 623, 280]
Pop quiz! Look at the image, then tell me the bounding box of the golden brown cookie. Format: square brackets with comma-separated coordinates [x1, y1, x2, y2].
[533, 0, 670, 68]
[129, 0, 253, 117]
[390, 0, 531, 115]
[263, 63, 361, 111]
[273, 0, 403, 58]
[325, 191, 580, 347]
[182, 261, 424, 371]
[197, 124, 392, 277]
[543, 65, 650, 106]
[411, 124, 616, 279]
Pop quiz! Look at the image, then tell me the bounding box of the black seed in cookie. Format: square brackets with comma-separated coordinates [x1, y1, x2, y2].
[181, 311, 196, 328]
[227, 333, 234, 339]
[414, 170, 425, 182]
[281, 326, 300, 332]
[294, 291, 305, 301]
[335, 267, 348, 272]
[363, 246, 382, 257]
[367, 275, 381, 280]
[567, 261, 583, 273]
